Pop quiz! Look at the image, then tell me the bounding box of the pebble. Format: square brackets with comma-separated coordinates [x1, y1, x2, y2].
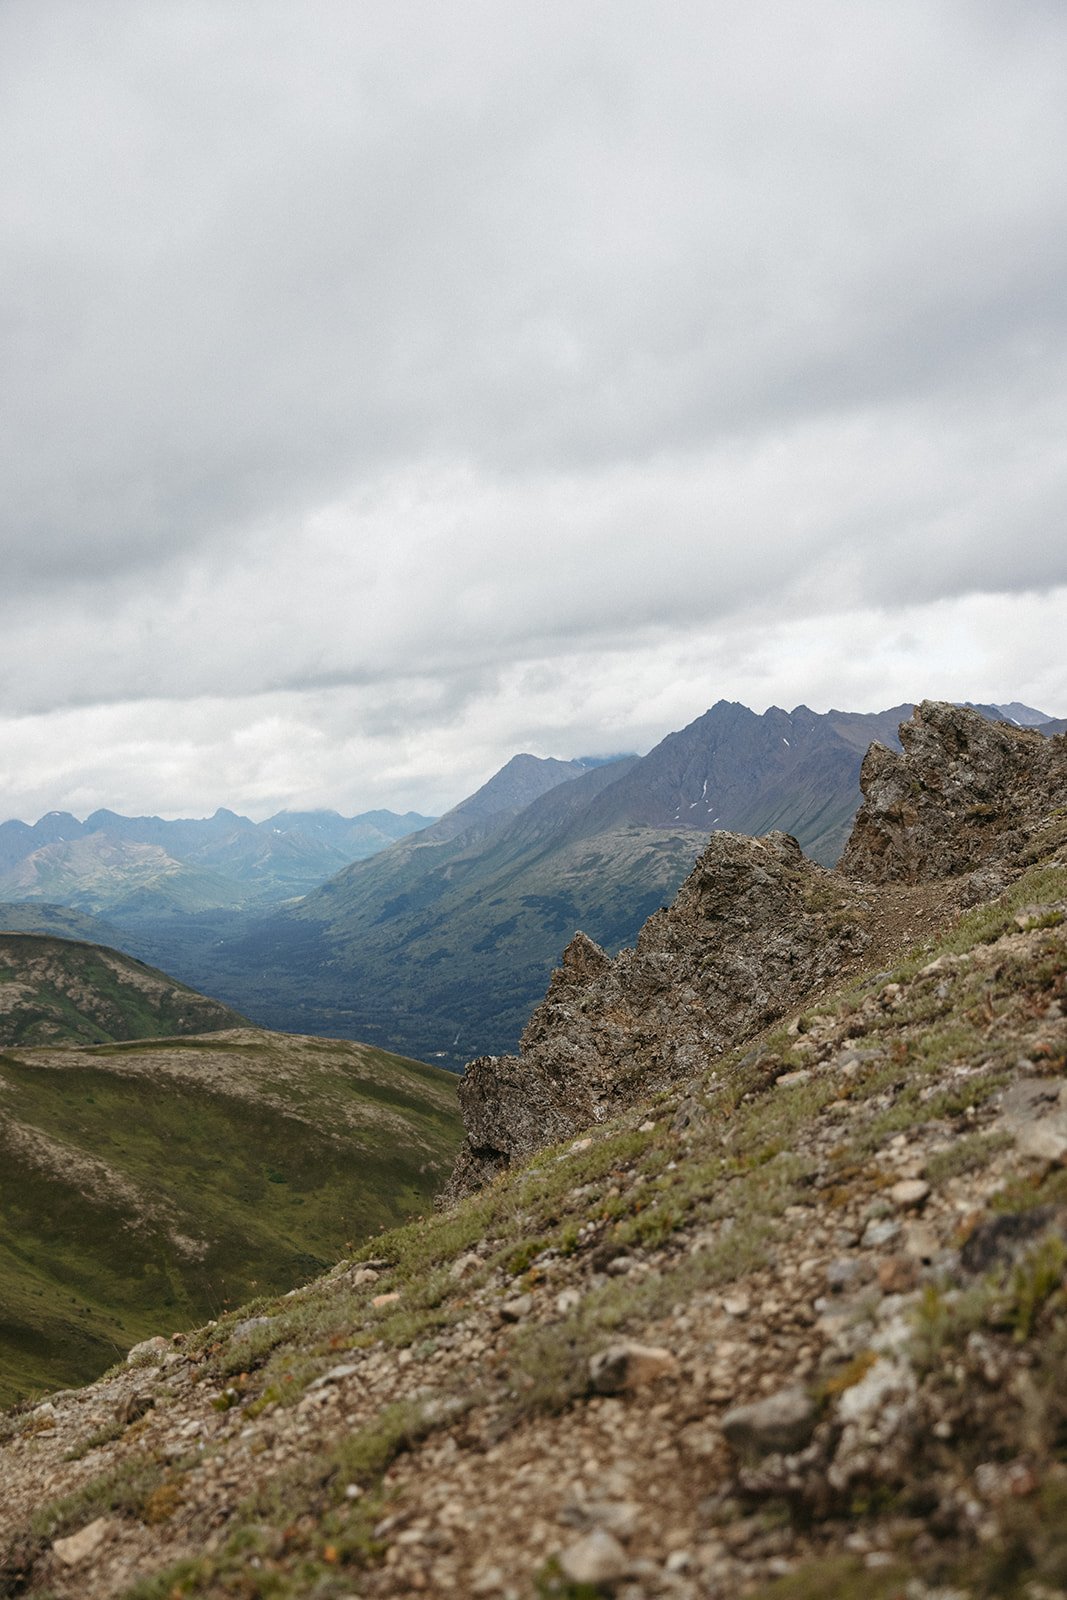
[450, 1254, 483, 1281]
[861, 1219, 901, 1249]
[720, 1386, 818, 1458]
[499, 1295, 534, 1323]
[126, 1336, 170, 1365]
[307, 1363, 360, 1389]
[559, 1529, 631, 1585]
[588, 1343, 678, 1395]
[231, 1316, 273, 1342]
[889, 1179, 931, 1210]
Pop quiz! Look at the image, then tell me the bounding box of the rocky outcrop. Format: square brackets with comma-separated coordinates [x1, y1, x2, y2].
[445, 830, 868, 1197]
[839, 699, 1067, 884]
[446, 701, 1067, 1200]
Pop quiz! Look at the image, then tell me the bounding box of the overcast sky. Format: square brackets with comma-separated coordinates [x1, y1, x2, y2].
[2, 1, 1065, 822]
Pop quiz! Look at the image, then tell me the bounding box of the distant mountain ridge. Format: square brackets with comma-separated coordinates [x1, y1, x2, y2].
[0, 804, 435, 916]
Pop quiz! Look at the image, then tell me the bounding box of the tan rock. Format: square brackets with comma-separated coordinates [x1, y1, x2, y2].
[589, 1342, 678, 1394]
[53, 1516, 113, 1566]
[559, 1528, 631, 1585]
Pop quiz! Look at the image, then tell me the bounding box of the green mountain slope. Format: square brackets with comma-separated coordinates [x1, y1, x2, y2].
[0, 1029, 460, 1405]
[0, 933, 246, 1046]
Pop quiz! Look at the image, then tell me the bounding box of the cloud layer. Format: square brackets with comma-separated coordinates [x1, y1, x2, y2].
[1, 2, 1065, 820]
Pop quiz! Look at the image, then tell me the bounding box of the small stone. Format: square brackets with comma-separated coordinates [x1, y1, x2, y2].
[585, 1500, 640, 1540]
[231, 1316, 273, 1342]
[876, 1255, 918, 1294]
[720, 1386, 818, 1458]
[638, 1120, 656, 1133]
[53, 1516, 113, 1566]
[605, 1256, 638, 1277]
[889, 1179, 930, 1210]
[558, 1529, 630, 1586]
[471, 1564, 506, 1594]
[449, 1253, 482, 1281]
[499, 1295, 533, 1323]
[308, 1363, 360, 1389]
[126, 1336, 169, 1365]
[589, 1342, 678, 1394]
[556, 1288, 582, 1315]
[836, 1357, 915, 1423]
[901, 1221, 939, 1263]
[115, 1392, 154, 1426]
[372, 1291, 401, 1308]
[826, 1257, 864, 1293]
[722, 1294, 750, 1316]
[861, 1219, 901, 1249]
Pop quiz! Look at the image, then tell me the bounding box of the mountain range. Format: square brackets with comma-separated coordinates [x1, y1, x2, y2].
[0, 805, 435, 916]
[1, 699, 1058, 1068]
[126, 699, 1059, 1066]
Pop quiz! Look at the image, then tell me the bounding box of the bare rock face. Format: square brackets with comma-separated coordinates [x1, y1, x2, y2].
[840, 700, 1067, 884]
[445, 830, 867, 1198]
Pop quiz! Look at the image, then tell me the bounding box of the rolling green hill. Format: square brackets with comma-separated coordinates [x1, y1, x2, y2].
[0, 932, 247, 1046]
[0, 1028, 460, 1405]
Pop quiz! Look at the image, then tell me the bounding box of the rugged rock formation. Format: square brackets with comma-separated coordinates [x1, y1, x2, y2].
[448, 701, 1067, 1199]
[840, 698, 1067, 884]
[446, 830, 868, 1197]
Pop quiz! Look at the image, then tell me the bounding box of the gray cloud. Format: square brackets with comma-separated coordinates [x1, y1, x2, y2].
[0, 1, 1065, 817]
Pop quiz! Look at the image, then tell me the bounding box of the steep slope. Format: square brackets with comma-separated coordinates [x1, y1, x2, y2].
[0, 1029, 460, 1405]
[0, 934, 246, 1046]
[2, 708, 1066, 1598]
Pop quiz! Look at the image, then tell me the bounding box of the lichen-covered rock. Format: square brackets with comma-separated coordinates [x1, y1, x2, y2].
[444, 830, 868, 1197]
[840, 700, 1067, 883]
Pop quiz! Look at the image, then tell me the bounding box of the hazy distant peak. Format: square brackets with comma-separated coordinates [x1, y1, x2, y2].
[446, 753, 586, 822]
